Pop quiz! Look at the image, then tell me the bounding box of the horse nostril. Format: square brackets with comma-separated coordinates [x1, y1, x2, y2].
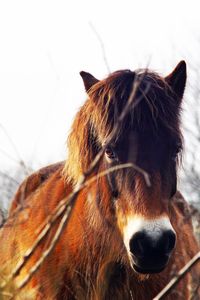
[129, 231, 146, 258]
[163, 230, 176, 253]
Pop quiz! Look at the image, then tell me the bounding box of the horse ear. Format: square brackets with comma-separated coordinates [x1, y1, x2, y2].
[80, 71, 99, 92]
[165, 61, 187, 100]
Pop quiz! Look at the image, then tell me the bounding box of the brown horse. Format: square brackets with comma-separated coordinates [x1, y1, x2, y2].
[0, 61, 199, 299]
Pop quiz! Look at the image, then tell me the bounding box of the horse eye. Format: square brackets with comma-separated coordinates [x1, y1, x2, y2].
[172, 144, 181, 160]
[105, 147, 116, 160]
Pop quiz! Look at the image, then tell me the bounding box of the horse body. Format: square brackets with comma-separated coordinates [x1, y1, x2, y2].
[0, 61, 199, 299]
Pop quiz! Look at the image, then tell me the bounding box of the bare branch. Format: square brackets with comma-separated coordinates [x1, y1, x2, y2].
[153, 251, 200, 300]
[0, 171, 19, 185]
[89, 22, 111, 74]
[17, 205, 71, 290]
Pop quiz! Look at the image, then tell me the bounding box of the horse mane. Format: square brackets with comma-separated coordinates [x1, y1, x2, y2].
[64, 69, 183, 184]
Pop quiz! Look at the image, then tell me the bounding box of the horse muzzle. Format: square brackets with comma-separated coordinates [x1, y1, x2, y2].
[129, 229, 176, 274]
[123, 216, 176, 274]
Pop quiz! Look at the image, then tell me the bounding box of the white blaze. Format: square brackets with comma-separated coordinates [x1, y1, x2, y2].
[123, 216, 175, 253]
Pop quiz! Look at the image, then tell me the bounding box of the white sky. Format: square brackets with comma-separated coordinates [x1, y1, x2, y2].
[0, 0, 200, 173]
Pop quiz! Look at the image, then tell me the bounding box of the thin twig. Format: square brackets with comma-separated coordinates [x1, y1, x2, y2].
[17, 206, 71, 289]
[153, 251, 200, 300]
[86, 163, 150, 187]
[0, 171, 19, 185]
[89, 22, 111, 74]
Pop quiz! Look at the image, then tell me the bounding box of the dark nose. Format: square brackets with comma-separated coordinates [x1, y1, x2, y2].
[129, 230, 176, 273]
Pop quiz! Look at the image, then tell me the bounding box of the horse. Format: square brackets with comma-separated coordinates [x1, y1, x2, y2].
[0, 61, 199, 300]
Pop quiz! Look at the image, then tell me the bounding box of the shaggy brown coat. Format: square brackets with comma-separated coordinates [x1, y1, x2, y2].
[0, 61, 199, 300]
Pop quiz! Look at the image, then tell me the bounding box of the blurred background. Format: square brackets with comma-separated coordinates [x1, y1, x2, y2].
[0, 0, 200, 216]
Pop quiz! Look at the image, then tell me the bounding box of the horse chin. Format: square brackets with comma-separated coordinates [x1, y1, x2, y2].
[132, 263, 166, 275]
[127, 254, 167, 276]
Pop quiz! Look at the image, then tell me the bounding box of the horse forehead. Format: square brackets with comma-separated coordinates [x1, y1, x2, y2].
[114, 130, 172, 175]
[117, 130, 166, 156]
